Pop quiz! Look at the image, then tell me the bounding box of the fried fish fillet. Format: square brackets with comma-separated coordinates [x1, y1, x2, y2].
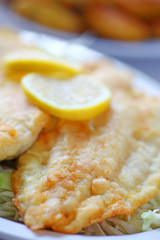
[0, 28, 50, 161]
[84, 60, 132, 92]
[13, 89, 160, 233]
[0, 80, 50, 161]
[0, 28, 26, 61]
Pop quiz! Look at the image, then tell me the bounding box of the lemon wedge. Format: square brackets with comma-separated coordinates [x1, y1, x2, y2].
[3, 49, 81, 80]
[21, 73, 111, 121]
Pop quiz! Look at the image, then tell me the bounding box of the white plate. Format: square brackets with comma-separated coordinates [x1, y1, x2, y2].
[1, 28, 160, 240]
[91, 38, 160, 59]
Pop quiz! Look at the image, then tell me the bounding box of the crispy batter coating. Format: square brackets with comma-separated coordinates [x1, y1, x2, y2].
[0, 29, 50, 161]
[84, 60, 132, 91]
[0, 29, 26, 62]
[13, 88, 160, 233]
[0, 80, 50, 161]
[5, 28, 160, 233]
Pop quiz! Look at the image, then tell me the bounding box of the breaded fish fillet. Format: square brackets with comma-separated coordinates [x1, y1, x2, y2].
[0, 28, 26, 61]
[0, 80, 50, 161]
[0, 28, 50, 161]
[84, 60, 132, 92]
[13, 90, 160, 233]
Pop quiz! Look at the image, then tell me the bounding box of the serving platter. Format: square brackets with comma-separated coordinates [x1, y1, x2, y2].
[0, 27, 160, 240]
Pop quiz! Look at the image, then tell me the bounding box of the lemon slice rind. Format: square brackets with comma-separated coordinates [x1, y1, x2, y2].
[21, 73, 111, 121]
[3, 49, 81, 80]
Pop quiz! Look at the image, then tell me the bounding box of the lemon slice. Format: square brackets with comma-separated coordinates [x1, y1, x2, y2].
[3, 49, 81, 80]
[21, 73, 111, 121]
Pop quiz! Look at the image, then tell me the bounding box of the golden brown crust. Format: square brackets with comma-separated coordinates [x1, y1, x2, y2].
[83, 59, 132, 91]
[0, 123, 16, 137]
[0, 29, 50, 161]
[0, 80, 50, 161]
[13, 63, 160, 233]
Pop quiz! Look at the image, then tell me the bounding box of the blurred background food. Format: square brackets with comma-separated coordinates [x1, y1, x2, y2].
[0, 0, 160, 80]
[11, 0, 160, 41]
[11, 0, 86, 33]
